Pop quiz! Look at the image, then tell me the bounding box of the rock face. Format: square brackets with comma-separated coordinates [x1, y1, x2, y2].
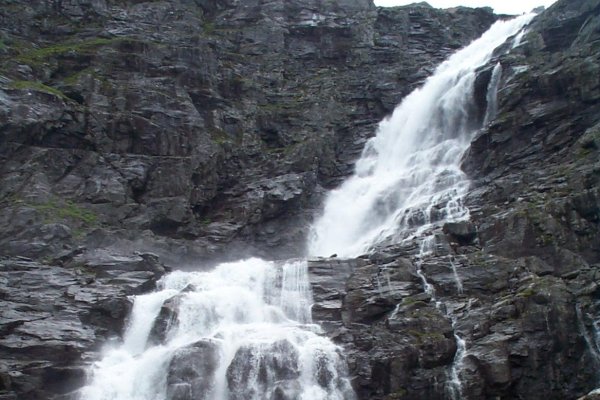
[0, 0, 496, 264]
[0, 252, 168, 400]
[226, 339, 301, 400]
[1, 0, 599, 399]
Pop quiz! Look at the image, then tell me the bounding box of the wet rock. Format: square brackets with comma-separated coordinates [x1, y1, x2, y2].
[226, 339, 300, 400]
[0, 254, 168, 400]
[443, 221, 478, 246]
[270, 381, 302, 400]
[166, 340, 220, 400]
[148, 295, 180, 345]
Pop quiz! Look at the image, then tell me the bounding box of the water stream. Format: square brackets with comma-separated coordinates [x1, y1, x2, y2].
[576, 302, 600, 385]
[308, 14, 534, 259]
[80, 14, 534, 400]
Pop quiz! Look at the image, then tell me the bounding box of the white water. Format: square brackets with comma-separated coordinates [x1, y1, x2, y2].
[449, 259, 464, 295]
[80, 259, 354, 400]
[308, 14, 535, 258]
[81, 14, 535, 400]
[576, 303, 600, 385]
[483, 62, 503, 127]
[448, 334, 467, 399]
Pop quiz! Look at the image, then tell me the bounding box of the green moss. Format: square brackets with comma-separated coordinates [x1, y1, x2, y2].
[14, 37, 120, 66]
[407, 330, 444, 342]
[209, 127, 239, 145]
[386, 389, 408, 399]
[517, 287, 536, 298]
[258, 103, 281, 112]
[9, 80, 68, 99]
[401, 297, 424, 306]
[62, 67, 96, 85]
[32, 200, 98, 226]
[203, 21, 215, 34]
[401, 297, 417, 305]
[201, 217, 212, 225]
[539, 233, 554, 246]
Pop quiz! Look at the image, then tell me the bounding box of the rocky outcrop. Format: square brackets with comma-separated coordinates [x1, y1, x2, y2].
[167, 340, 220, 400]
[226, 340, 301, 400]
[0, 252, 168, 400]
[309, 244, 599, 399]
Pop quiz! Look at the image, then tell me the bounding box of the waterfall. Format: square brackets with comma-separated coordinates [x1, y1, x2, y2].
[308, 13, 535, 259]
[483, 62, 503, 126]
[80, 258, 354, 400]
[80, 13, 535, 400]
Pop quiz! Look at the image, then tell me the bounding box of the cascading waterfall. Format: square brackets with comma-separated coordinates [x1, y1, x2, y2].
[306, 11, 534, 400]
[81, 13, 535, 400]
[308, 14, 535, 259]
[80, 259, 354, 400]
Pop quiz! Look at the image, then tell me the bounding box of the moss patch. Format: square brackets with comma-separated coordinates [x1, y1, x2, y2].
[385, 389, 408, 399]
[62, 67, 97, 85]
[517, 287, 536, 298]
[14, 37, 119, 65]
[203, 21, 216, 34]
[407, 330, 445, 343]
[32, 200, 98, 226]
[9, 80, 68, 99]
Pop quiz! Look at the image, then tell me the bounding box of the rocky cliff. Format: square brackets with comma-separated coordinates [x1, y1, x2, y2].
[0, 0, 598, 399]
[0, 1, 498, 398]
[0, 0, 495, 263]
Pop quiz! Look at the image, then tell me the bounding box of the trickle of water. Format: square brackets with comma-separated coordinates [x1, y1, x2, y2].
[483, 62, 503, 126]
[512, 28, 528, 48]
[415, 236, 437, 297]
[576, 303, 600, 384]
[448, 334, 467, 400]
[308, 14, 535, 259]
[450, 259, 464, 295]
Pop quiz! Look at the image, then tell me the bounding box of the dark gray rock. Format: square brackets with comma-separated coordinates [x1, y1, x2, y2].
[0, 254, 168, 400]
[443, 221, 478, 246]
[148, 295, 180, 345]
[226, 339, 301, 400]
[166, 340, 220, 400]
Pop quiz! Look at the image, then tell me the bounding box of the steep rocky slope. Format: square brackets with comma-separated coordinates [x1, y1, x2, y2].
[308, 0, 600, 399]
[0, 1, 499, 399]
